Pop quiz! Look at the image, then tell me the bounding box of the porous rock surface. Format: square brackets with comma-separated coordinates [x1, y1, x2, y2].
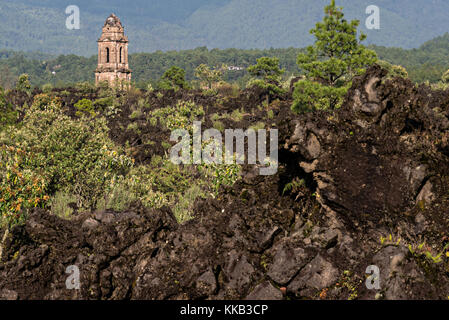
[2, 66, 449, 300]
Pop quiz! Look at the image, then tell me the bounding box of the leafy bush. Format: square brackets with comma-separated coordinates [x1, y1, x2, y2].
[199, 162, 241, 194]
[129, 109, 142, 120]
[0, 145, 49, 228]
[247, 79, 285, 96]
[212, 121, 225, 132]
[173, 184, 206, 223]
[75, 81, 97, 95]
[0, 87, 18, 129]
[391, 65, 409, 79]
[42, 83, 53, 93]
[149, 100, 204, 131]
[93, 97, 117, 117]
[49, 191, 76, 220]
[195, 64, 226, 89]
[292, 80, 348, 114]
[203, 88, 218, 96]
[93, 97, 114, 109]
[441, 69, 449, 84]
[74, 98, 96, 117]
[377, 60, 409, 79]
[158, 66, 189, 90]
[108, 160, 205, 222]
[231, 108, 245, 122]
[95, 177, 140, 212]
[1, 103, 133, 211]
[31, 93, 62, 111]
[16, 74, 31, 94]
[127, 122, 140, 133]
[249, 121, 266, 131]
[98, 147, 239, 222]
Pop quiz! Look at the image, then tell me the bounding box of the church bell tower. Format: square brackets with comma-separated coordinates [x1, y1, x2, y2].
[95, 14, 131, 86]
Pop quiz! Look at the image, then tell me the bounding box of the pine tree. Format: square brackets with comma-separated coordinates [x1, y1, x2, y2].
[247, 57, 285, 103]
[292, 0, 377, 113]
[195, 64, 226, 89]
[159, 66, 189, 90]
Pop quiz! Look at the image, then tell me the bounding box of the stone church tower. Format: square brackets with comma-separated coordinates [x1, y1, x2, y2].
[95, 14, 131, 86]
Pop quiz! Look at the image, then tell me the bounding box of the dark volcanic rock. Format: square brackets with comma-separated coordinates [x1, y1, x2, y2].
[266, 236, 314, 285]
[2, 65, 449, 300]
[246, 281, 282, 300]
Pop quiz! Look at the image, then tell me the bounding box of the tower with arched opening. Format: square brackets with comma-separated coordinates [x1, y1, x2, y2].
[95, 14, 131, 86]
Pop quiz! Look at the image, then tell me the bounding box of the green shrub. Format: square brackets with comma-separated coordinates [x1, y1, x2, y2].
[212, 120, 225, 132]
[391, 65, 409, 78]
[147, 83, 154, 92]
[292, 80, 348, 113]
[129, 109, 142, 120]
[114, 160, 201, 215]
[149, 100, 204, 131]
[199, 161, 241, 194]
[49, 191, 76, 220]
[74, 98, 96, 117]
[0, 88, 18, 129]
[377, 60, 409, 79]
[76, 81, 96, 95]
[217, 82, 240, 97]
[158, 66, 189, 91]
[127, 122, 140, 133]
[96, 179, 139, 212]
[247, 78, 285, 96]
[249, 122, 266, 131]
[16, 74, 31, 94]
[31, 93, 62, 112]
[173, 184, 206, 223]
[203, 89, 218, 96]
[231, 108, 245, 122]
[42, 83, 53, 93]
[93, 97, 114, 110]
[1, 105, 133, 211]
[210, 113, 221, 121]
[0, 145, 49, 228]
[161, 141, 172, 150]
[441, 69, 449, 84]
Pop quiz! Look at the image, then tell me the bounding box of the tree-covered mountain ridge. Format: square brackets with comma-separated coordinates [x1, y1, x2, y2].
[2, 0, 449, 55]
[3, 32, 449, 88]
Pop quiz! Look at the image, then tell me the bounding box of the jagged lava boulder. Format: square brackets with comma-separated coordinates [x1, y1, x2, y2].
[2, 65, 449, 300]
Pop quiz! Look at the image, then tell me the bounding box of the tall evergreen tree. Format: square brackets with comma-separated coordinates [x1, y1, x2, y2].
[247, 57, 285, 103]
[292, 0, 377, 113]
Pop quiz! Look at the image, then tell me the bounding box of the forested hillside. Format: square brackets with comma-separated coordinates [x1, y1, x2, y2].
[373, 33, 449, 83]
[2, 0, 449, 55]
[3, 33, 449, 89]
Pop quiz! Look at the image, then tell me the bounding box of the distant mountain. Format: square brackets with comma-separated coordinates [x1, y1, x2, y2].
[1, 0, 449, 55]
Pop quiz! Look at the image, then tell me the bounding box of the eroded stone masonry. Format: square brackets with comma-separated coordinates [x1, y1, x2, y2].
[95, 14, 132, 86]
